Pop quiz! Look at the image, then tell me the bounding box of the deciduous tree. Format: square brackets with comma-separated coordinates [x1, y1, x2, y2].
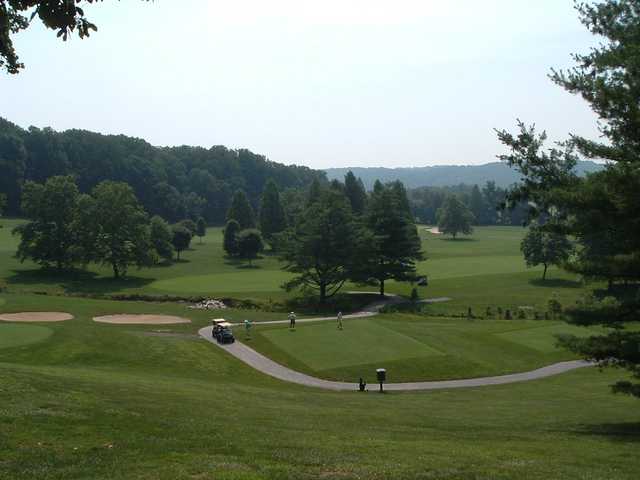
[237, 229, 263, 266]
[437, 195, 474, 239]
[13, 175, 79, 270]
[520, 223, 572, 280]
[171, 225, 192, 261]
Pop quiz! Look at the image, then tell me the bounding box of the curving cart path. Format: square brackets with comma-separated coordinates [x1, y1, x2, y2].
[198, 294, 591, 391]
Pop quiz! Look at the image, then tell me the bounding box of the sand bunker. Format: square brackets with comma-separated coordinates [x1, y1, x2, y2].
[426, 227, 442, 235]
[93, 314, 191, 325]
[0, 312, 74, 322]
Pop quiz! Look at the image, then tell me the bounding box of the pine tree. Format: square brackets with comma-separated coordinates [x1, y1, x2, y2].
[497, 0, 640, 397]
[344, 171, 367, 215]
[223, 219, 241, 257]
[226, 190, 255, 229]
[259, 180, 287, 249]
[280, 189, 358, 303]
[355, 182, 423, 296]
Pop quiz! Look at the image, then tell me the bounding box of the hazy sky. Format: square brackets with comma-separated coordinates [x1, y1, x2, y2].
[0, 1, 602, 169]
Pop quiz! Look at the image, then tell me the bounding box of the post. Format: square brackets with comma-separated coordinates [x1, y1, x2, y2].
[376, 368, 386, 393]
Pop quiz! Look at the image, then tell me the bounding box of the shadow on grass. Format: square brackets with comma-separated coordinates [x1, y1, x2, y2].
[575, 422, 640, 442]
[440, 237, 477, 242]
[7, 268, 155, 294]
[529, 278, 583, 289]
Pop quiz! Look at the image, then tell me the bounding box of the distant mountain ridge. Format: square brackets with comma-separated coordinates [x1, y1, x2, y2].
[324, 161, 604, 189]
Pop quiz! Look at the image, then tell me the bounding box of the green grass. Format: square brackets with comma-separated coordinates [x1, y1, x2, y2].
[0, 323, 52, 349]
[0, 220, 593, 312]
[2, 222, 638, 479]
[0, 291, 639, 479]
[247, 314, 613, 383]
[259, 319, 444, 370]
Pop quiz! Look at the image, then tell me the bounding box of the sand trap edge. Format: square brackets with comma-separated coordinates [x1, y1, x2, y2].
[0, 312, 74, 322]
[93, 314, 191, 325]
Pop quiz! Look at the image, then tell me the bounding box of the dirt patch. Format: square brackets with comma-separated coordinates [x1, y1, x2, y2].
[426, 227, 441, 235]
[0, 312, 74, 322]
[93, 314, 191, 325]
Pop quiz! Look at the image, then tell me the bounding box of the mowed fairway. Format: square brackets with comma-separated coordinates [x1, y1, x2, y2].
[248, 316, 607, 383]
[0, 220, 591, 314]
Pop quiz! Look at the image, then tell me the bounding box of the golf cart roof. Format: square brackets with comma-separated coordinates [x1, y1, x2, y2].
[212, 318, 226, 324]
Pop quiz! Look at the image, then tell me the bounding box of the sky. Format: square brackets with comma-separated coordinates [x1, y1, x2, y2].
[0, 0, 602, 169]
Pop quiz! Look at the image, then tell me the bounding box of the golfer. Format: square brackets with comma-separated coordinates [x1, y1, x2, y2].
[288, 311, 296, 329]
[244, 319, 252, 338]
[337, 311, 343, 330]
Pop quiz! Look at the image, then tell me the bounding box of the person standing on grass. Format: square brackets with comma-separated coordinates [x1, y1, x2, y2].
[337, 311, 343, 330]
[244, 319, 252, 339]
[288, 311, 296, 330]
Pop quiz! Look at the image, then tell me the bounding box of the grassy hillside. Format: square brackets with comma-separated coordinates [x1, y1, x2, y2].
[0, 292, 638, 479]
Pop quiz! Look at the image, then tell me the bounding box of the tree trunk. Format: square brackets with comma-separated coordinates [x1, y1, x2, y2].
[542, 263, 548, 280]
[379, 279, 385, 296]
[177, 250, 181, 260]
[112, 263, 120, 279]
[320, 283, 326, 304]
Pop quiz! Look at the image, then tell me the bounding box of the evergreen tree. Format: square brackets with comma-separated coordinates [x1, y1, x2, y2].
[306, 178, 323, 207]
[223, 219, 241, 257]
[196, 217, 206, 244]
[496, 0, 640, 397]
[280, 189, 358, 303]
[226, 190, 256, 229]
[521, 223, 573, 280]
[436, 195, 474, 239]
[237, 229, 264, 266]
[150, 216, 175, 262]
[344, 171, 367, 215]
[468, 184, 486, 225]
[171, 225, 192, 261]
[13, 175, 80, 270]
[356, 183, 423, 296]
[259, 179, 287, 249]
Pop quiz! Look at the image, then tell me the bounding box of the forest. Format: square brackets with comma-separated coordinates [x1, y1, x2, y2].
[0, 117, 324, 223]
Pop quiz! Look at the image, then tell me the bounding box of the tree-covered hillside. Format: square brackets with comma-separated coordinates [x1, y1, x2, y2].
[325, 161, 603, 190]
[0, 117, 324, 223]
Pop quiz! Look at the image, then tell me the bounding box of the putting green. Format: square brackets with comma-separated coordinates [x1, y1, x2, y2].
[495, 323, 602, 353]
[150, 270, 293, 294]
[0, 324, 53, 349]
[260, 319, 443, 370]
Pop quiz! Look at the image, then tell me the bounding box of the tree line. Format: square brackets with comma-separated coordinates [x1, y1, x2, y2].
[12, 175, 210, 278]
[408, 182, 528, 226]
[0, 117, 324, 224]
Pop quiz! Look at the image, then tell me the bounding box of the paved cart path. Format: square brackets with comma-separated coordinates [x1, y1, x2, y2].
[198, 294, 591, 391]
